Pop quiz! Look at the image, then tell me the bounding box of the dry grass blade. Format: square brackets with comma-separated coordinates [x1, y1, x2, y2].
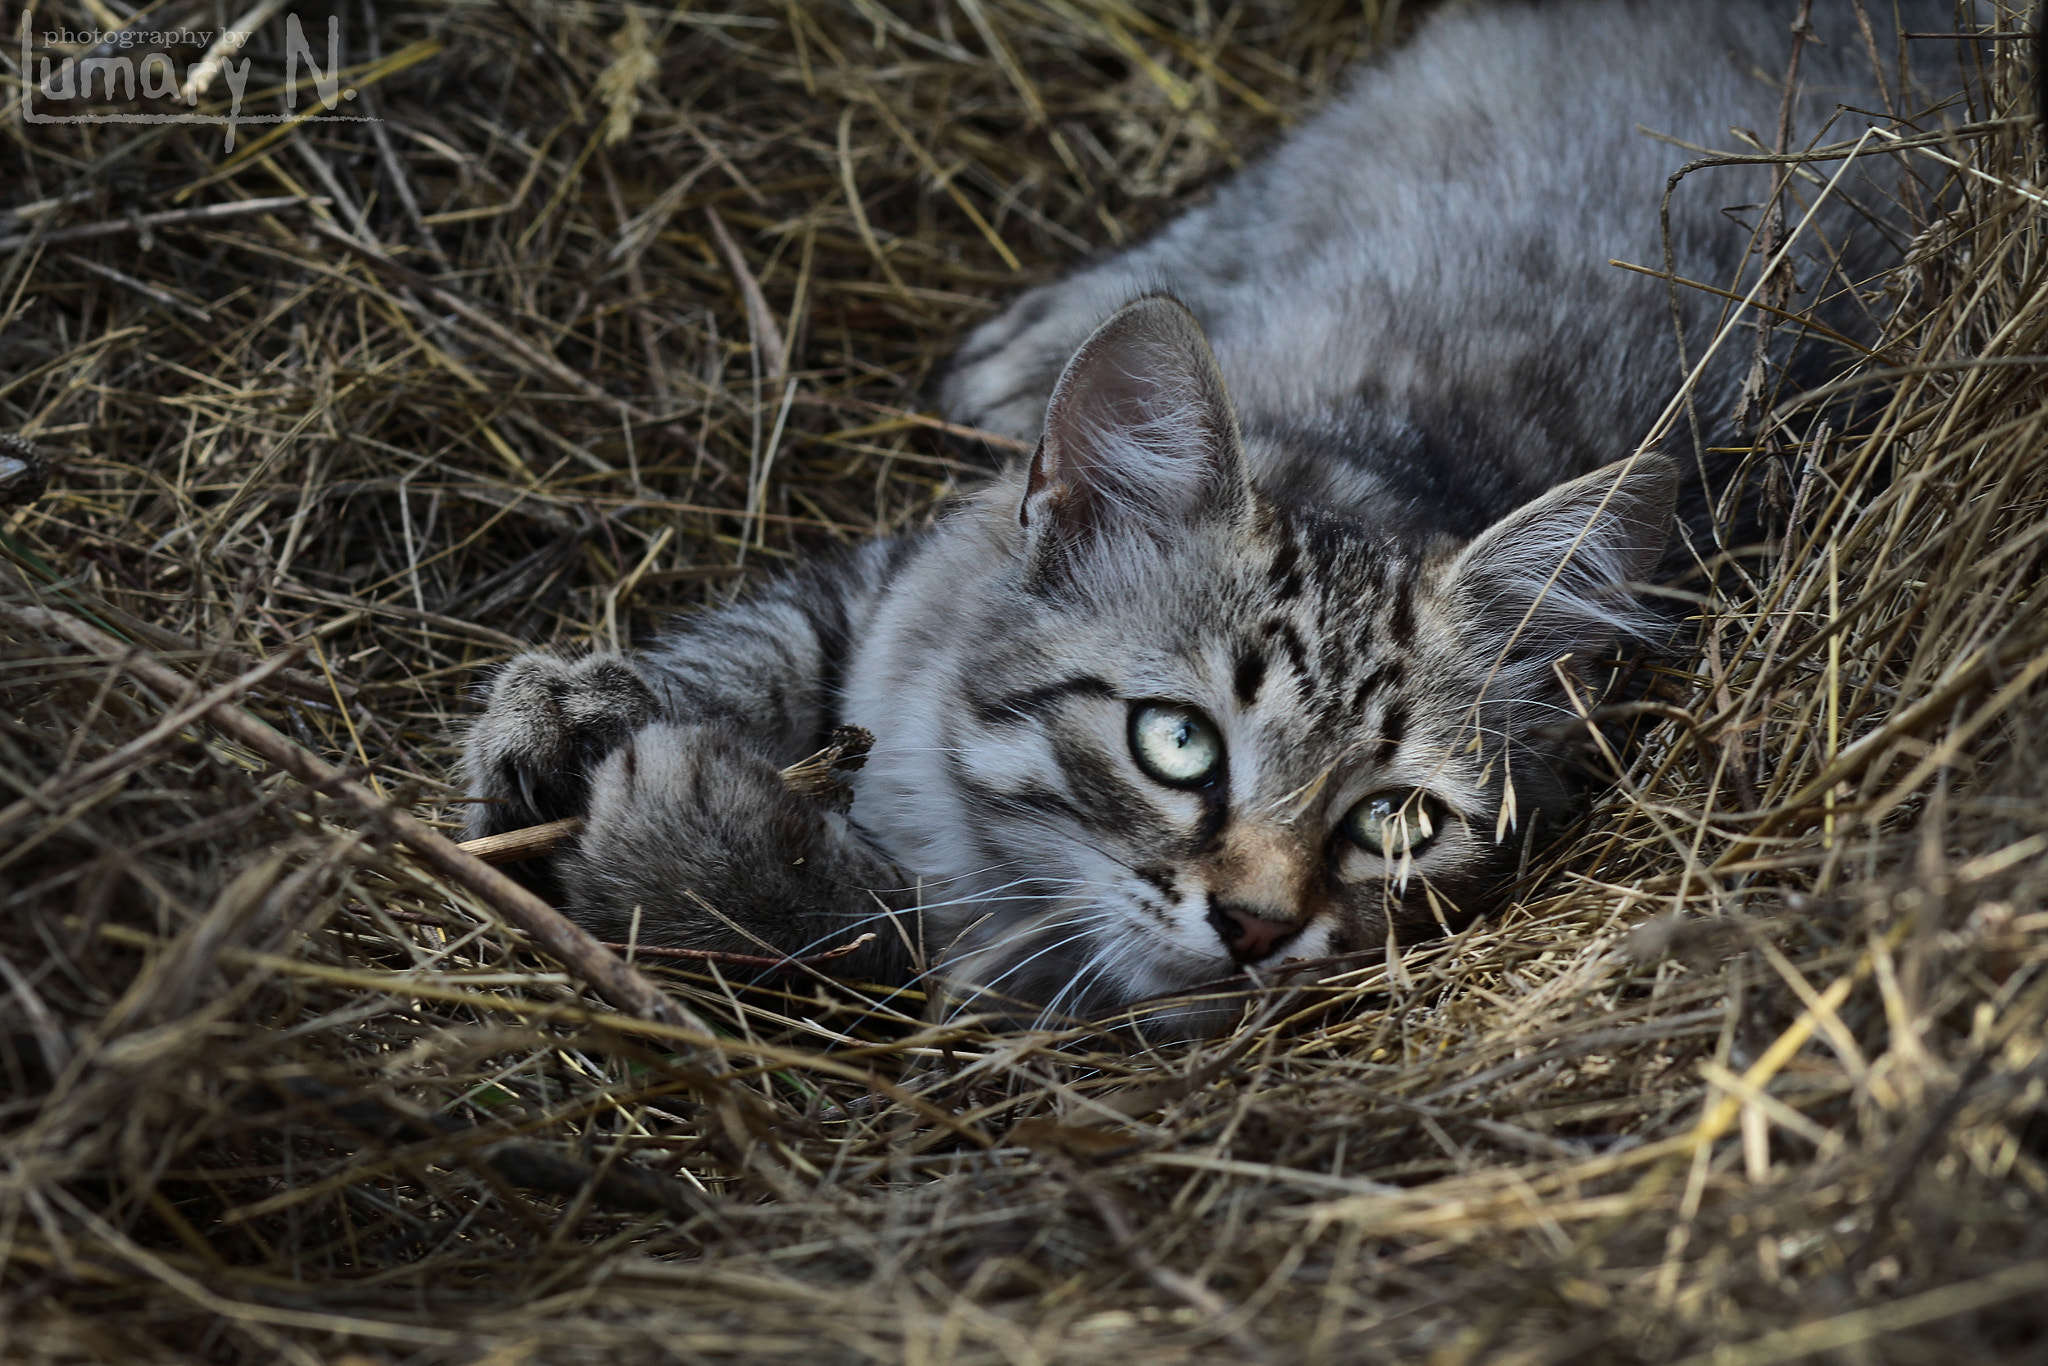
[5, 3, 2048, 1363]
[456, 814, 585, 864]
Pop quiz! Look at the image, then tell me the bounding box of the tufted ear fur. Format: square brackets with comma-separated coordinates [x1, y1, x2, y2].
[1019, 295, 1252, 587]
[1446, 454, 1679, 667]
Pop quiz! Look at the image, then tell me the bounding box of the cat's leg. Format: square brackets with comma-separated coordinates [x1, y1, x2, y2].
[458, 541, 916, 975]
[461, 651, 659, 841]
[463, 545, 898, 840]
[558, 722, 913, 979]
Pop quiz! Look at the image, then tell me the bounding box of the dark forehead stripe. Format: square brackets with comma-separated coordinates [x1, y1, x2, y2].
[1315, 621, 1354, 690]
[1353, 656, 1404, 712]
[1374, 699, 1409, 766]
[1266, 535, 1303, 602]
[1233, 647, 1267, 706]
[970, 674, 1115, 725]
[1261, 616, 1310, 683]
[1376, 557, 1425, 651]
[1386, 579, 1417, 647]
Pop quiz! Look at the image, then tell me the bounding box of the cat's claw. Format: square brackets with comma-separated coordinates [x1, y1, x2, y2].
[461, 650, 660, 841]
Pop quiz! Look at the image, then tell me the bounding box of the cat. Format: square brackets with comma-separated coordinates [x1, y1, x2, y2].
[461, 0, 1966, 1027]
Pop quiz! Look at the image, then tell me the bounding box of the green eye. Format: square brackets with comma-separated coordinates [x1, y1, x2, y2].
[1128, 702, 1224, 788]
[1342, 791, 1444, 858]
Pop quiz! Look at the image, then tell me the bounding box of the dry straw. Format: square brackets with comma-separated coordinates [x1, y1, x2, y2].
[4, 2, 2048, 1361]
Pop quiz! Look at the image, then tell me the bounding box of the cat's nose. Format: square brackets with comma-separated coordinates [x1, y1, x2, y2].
[1210, 903, 1299, 964]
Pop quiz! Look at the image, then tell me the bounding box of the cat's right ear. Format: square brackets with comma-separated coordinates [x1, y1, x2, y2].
[1019, 295, 1251, 586]
[1444, 453, 1679, 662]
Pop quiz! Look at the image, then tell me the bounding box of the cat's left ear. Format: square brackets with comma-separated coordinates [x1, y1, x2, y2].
[1020, 295, 1251, 583]
[1445, 454, 1678, 659]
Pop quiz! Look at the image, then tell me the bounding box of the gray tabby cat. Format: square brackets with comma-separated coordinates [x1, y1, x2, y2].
[463, 0, 1962, 1024]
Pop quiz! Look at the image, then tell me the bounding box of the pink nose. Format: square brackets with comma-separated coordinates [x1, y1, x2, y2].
[1215, 906, 1298, 964]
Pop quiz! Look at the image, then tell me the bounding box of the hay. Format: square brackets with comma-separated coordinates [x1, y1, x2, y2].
[4, 1, 2048, 1360]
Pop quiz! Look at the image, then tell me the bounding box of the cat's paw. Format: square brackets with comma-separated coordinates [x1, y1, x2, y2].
[940, 278, 1126, 444]
[461, 651, 659, 840]
[559, 722, 912, 980]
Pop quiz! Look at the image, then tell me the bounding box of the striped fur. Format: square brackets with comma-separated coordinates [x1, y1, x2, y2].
[461, 0, 1965, 1026]
[842, 300, 1673, 1020]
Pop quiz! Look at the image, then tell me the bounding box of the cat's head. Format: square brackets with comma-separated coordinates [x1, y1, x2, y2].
[910, 296, 1675, 1029]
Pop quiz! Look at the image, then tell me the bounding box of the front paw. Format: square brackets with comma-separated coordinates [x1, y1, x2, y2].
[461, 652, 659, 840]
[560, 723, 913, 981]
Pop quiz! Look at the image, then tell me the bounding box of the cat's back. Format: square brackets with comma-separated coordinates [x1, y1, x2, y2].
[944, 0, 1961, 535]
[1188, 0, 1873, 414]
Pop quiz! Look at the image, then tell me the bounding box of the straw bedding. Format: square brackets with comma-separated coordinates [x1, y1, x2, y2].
[5, 2, 2048, 1361]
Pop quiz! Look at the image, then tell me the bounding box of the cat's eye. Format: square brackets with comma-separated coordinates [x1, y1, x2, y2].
[1128, 702, 1224, 787]
[1342, 791, 1444, 858]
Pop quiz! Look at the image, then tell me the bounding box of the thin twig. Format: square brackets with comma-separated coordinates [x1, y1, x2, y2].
[66, 256, 214, 324]
[0, 196, 327, 253]
[705, 206, 788, 385]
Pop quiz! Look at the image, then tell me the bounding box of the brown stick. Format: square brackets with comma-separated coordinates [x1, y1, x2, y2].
[0, 559, 349, 702]
[0, 643, 309, 840]
[1023, 1136, 1267, 1358]
[776, 724, 873, 803]
[457, 816, 584, 865]
[795, 393, 1034, 454]
[0, 599, 722, 1053]
[269, 1075, 713, 1221]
